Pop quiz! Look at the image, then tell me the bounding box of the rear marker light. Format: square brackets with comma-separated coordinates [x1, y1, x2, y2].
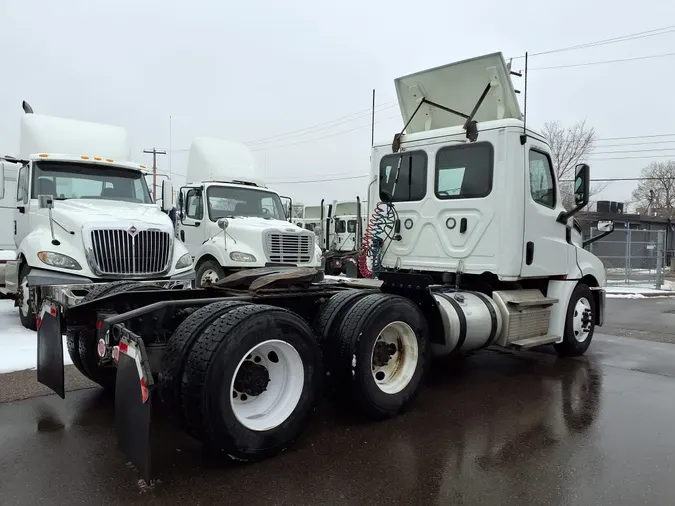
[97, 339, 106, 358]
[96, 320, 103, 329]
[112, 346, 120, 363]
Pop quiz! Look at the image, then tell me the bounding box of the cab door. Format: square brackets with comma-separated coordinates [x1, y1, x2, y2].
[178, 186, 207, 258]
[520, 144, 572, 277]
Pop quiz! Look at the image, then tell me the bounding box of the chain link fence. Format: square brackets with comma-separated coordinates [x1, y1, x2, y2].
[588, 228, 667, 289]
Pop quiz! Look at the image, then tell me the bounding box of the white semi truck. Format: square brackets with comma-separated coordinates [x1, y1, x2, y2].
[324, 198, 367, 276]
[177, 137, 323, 287]
[35, 52, 612, 483]
[0, 103, 195, 333]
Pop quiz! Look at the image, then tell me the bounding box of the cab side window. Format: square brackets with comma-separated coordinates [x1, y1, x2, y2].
[185, 189, 203, 220]
[529, 150, 556, 208]
[16, 165, 29, 204]
[379, 151, 427, 202]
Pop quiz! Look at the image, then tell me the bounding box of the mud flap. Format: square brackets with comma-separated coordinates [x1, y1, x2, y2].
[36, 300, 65, 398]
[115, 334, 154, 483]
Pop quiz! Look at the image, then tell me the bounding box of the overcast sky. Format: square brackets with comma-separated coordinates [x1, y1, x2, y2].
[2, 0, 674, 207]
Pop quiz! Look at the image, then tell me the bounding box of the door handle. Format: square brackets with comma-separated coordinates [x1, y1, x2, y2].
[180, 230, 185, 242]
[526, 241, 534, 265]
[17, 206, 25, 214]
[460, 218, 467, 233]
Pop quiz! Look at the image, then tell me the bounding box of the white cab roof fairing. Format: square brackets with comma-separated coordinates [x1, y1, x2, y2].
[186, 137, 263, 187]
[394, 52, 522, 134]
[303, 205, 325, 220]
[334, 201, 361, 216]
[19, 113, 131, 161]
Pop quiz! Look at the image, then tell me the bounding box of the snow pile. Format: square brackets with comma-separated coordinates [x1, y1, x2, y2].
[0, 300, 72, 374]
[0, 250, 16, 261]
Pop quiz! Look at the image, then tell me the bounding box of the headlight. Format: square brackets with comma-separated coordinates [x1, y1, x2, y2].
[175, 253, 193, 269]
[230, 251, 257, 262]
[37, 251, 81, 270]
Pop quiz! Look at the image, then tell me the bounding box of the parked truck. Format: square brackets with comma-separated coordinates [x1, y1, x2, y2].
[35, 52, 612, 482]
[323, 198, 367, 276]
[176, 137, 323, 287]
[0, 103, 195, 336]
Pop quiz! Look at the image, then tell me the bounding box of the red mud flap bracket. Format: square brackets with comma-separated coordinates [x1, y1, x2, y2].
[115, 329, 155, 484]
[36, 300, 65, 398]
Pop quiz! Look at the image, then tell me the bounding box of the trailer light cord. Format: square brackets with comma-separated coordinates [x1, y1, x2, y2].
[359, 201, 398, 278]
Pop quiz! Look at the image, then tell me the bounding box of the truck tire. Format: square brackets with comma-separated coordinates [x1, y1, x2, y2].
[181, 304, 323, 460]
[312, 289, 370, 359]
[196, 260, 226, 288]
[65, 281, 140, 379]
[18, 264, 37, 331]
[76, 282, 164, 390]
[159, 300, 251, 423]
[332, 293, 429, 419]
[554, 283, 595, 357]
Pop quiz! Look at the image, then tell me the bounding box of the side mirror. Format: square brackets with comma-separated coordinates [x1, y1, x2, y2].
[597, 220, 614, 233]
[38, 194, 54, 209]
[557, 163, 591, 224]
[574, 163, 590, 207]
[161, 180, 174, 212]
[583, 219, 615, 249]
[0, 162, 5, 200]
[217, 218, 229, 230]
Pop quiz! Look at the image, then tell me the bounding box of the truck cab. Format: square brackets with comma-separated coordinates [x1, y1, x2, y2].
[365, 52, 609, 350]
[0, 107, 194, 329]
[177, 137, 322, 287]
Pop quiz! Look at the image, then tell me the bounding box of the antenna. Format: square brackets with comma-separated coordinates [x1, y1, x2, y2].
[520, 52, 528, 146]
[371, 89, 376, 147]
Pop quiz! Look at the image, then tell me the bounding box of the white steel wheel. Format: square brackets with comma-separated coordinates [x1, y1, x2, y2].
[572, 297, 593, 343]
[230, 339, 305, 432]
[200, 269, 220, 286]
[370, 321, 419, 395]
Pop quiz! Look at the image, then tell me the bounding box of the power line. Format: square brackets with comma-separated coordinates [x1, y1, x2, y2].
[511, 25, 675, 60]
[596, 133, 675, 141]
[590, 154, 675, 161]
[247, 102, 397, 145]
[595, 140, 675, 148]
[249, 114, 401, 152]
[592, 148, 675, 155]
[267, 174, 369, 184]
[529, 51, 675, 71]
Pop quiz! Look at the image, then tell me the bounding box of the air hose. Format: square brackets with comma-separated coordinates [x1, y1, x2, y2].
[358, 201, 397, 278]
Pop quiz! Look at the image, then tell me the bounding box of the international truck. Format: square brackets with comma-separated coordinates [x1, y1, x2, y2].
[0, 103, 195, 337]
[176, 137, 323, 287]
[35, 52, 613, 483]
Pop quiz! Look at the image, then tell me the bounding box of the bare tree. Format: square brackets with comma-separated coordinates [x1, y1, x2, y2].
[541, 120, 606, 211]
[632, 161, 675, 219]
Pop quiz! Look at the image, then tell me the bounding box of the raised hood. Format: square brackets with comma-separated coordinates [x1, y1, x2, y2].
[394, 52, 522, 134]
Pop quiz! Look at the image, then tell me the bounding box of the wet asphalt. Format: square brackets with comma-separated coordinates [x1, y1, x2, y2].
[2, 331, 675, 505]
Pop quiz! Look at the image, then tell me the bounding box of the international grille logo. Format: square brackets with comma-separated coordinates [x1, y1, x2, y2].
[128, 226, 138, 235]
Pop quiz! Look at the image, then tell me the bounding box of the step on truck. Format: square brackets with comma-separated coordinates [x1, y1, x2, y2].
[176, 137, 323, 287]
[0, 103, 195, 338]
[36, 52, 613, 483]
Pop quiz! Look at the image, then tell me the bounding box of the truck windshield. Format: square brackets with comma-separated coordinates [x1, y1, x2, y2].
[206, 186, 286, 221]
[32, 161, 152, 204]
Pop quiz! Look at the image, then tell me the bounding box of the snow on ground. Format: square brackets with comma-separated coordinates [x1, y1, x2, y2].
[606, 280, 675, 298]
[0, 250, 16, 261]
[0, 299, 72, 374]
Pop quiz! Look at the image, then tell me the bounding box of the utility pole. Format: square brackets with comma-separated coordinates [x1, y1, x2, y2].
[143, 147, 166, 201]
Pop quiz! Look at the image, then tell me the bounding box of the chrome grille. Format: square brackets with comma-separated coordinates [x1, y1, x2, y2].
[266, 233, 313, 264]
[90, 229, 171, 275]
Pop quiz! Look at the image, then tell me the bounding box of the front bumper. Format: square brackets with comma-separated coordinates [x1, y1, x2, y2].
[27, 267, 195, 307]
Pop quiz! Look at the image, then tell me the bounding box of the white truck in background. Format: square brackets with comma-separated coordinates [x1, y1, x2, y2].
[323, 198, 366, 276]
[177, 137, 323, 287]
[0, 103, 194, 329]
[0, 161, 19, 287]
